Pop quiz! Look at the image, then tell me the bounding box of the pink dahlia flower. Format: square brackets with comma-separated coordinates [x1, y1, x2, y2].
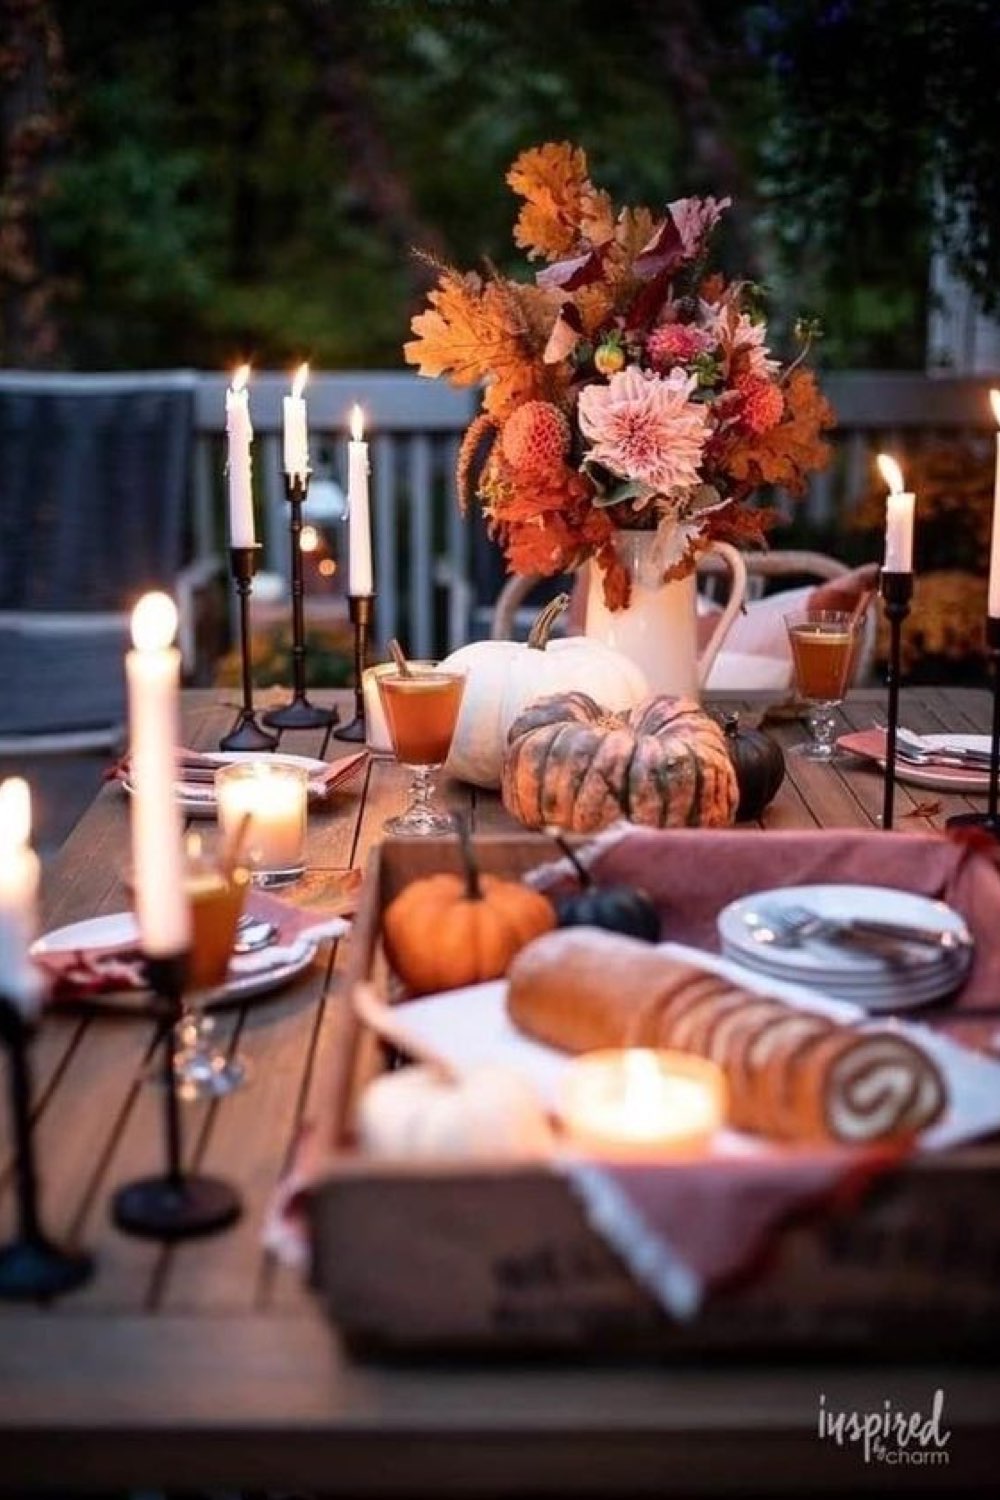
[646, 323, 713, 368]
[577, 366, 710, 495]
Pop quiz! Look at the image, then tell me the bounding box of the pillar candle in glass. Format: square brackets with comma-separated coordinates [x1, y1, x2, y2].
[347, 403, 373, 595]
[215, 762, 308, 886]
[283, 363, 310, 483]
[560, 1048, 726, 1157]
[876, 454, 915, 572]
[0, 778, 43, 1017]
[126, 593, 191, 958]
[226, 364, 255, 548]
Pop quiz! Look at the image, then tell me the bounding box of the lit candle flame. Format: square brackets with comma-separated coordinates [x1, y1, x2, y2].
[350, 403, 364, 443]
[620, 1049, 665, 1126]
[231, 363, 250, 395]
[877, 453, 905, 494]
[131, 591, 178, 652]
[990, 389, 1000, 427]
[292, 363, 309, 399]
[0, 777, 31, 850]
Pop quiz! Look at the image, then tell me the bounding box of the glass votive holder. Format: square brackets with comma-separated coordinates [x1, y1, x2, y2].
[559, 1048, 727, 1159]
[214, 761, 308, 888]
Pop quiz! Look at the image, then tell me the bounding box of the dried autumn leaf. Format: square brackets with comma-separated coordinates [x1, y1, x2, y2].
[903, 799, 943, 819]
[724, 370, 835, 493]
[404, 270, 548, 423]
[507, 142, 613, 262]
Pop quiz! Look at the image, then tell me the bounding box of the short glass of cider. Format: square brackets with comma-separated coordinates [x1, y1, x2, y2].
[784, 609, 860, 761]
[377, 667, 465, 835]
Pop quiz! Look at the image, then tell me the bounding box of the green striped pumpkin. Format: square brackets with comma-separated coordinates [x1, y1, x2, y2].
[501, 691, 738, 834]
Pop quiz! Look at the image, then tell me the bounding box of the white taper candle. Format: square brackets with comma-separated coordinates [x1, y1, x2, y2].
[0, 778, 43, 1016]
[283, 363, 310, 482]
[877, 454, 915, 573]
[226, 365, 255, 548]
[126, 593, 191, 958]
[987, 391, 1000, 618]
[347, 403, 374, 596]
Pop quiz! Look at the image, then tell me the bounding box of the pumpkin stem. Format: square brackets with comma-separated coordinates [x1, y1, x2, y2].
[527, 593, 570, 651]
[543, 824, 593, 888]
[453, 814, 483, 901]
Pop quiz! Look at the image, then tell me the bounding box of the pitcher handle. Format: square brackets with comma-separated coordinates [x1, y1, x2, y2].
[697, 541, 748, 688]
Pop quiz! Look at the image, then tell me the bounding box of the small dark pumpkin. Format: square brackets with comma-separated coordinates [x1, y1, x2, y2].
[722, 712, 786, 821]
[545, 828, 661, 942]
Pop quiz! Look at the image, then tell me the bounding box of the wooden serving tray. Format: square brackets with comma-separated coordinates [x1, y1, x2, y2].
[306, 834, 1000, 1358]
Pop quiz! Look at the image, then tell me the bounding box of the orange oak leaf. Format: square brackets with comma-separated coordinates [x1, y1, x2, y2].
[724, 369, 835, 494]
[507, 142, 613, 262]
[404, 269, 549, 423]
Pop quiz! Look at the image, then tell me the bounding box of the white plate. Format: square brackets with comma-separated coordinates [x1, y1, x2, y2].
[717, 884, 972, 1010]
[844, 733, 994, 793]
[31, 912, 318, 1010]
[719, 940, 966, 1011]
[122, 751, 333, 818]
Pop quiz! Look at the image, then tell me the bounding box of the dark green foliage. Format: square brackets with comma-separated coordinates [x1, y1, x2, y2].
[24, 0, 1000, 370]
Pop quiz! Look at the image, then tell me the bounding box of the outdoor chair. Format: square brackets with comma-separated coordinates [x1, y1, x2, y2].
[0, 372, 203, 754]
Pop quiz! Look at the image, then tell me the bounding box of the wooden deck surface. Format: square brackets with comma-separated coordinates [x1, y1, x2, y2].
[1, 685, 999, 1494]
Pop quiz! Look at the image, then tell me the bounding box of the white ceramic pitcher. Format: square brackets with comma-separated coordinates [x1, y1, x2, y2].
[585, 529, 748, 699]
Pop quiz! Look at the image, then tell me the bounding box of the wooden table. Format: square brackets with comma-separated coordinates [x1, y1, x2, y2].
[2, 686, 999, 1495]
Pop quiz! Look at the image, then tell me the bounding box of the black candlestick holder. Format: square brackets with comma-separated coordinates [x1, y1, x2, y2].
[880, 569, 914, 831]
[264, 474, 338, 734]
[946, 615, 1000, 837]
[221, 545, 278, 753]
[334, 593, 375, 742]
[112, 954, 241, 1240]
[0, 997, 93, 1300]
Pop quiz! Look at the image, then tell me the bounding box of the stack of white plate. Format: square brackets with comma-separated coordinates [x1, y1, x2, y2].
[716, 884, 974, 1012]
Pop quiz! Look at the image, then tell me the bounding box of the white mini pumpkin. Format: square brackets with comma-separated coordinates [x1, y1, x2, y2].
[357, 1063, 553, 1161]
[443, 595, 648, 788]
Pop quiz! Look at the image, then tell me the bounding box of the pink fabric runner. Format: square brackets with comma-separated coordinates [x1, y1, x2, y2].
[530, 824, 1000, 1007]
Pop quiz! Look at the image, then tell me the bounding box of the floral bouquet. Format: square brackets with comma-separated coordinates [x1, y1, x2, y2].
[404, 142, 834, 608]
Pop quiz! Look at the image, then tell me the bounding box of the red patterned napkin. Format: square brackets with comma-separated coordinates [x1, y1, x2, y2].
[34, 876, 360, 1009]
[104, 747, 369, 796]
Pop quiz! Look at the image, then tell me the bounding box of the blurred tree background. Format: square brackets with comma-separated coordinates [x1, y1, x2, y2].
[2, 0, 999, 372]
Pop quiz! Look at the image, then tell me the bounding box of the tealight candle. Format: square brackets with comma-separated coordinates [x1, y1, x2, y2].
[0, 777, 43, 1015]
[877, 453, 915, 574]
[215, 762, 308, 886]
[560, 1048, 726, 1157]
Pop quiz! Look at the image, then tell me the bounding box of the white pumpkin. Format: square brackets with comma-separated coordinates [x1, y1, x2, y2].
[357, 1063, 553, 1161]
[443, 595, 648, 788]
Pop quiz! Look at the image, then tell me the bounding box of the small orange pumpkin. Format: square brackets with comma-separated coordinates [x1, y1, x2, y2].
[382, 819, 556, 995]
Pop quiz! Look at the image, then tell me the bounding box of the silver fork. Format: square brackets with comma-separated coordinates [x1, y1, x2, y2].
[747, 903, 972, 955]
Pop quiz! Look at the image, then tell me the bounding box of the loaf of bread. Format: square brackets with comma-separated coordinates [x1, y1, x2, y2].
[507, 929, 946, 1145]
